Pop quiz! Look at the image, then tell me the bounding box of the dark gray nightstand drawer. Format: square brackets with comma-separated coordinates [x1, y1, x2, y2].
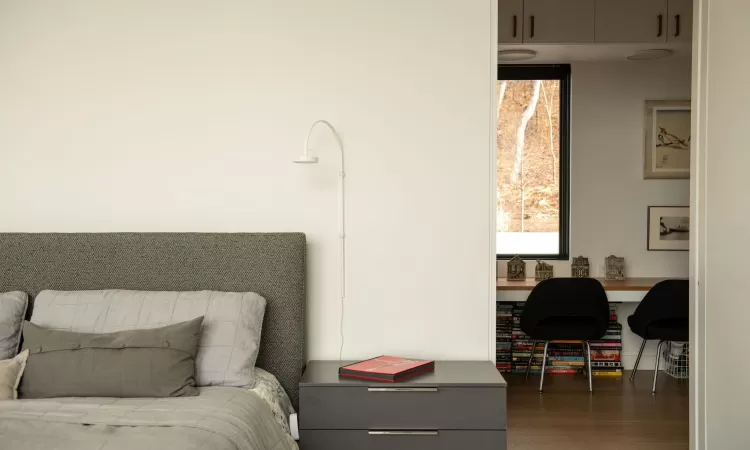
[299, 386, 506, 430]
[300, 430, 506, 450]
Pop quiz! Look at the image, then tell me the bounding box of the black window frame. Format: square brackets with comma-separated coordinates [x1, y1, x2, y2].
[496, 64, 571, 261]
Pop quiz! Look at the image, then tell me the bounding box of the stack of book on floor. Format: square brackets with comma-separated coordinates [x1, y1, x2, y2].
[510, 303, 532, 374]
[544, 341, 585, 374]
[588, 304, 623, 377]
[510, 302, 551, 375]
[498, 302, 623, 376]
[495, 303, 514, 373]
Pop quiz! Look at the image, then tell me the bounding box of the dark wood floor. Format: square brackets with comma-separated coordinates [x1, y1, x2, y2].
[506, 370, 689, 450]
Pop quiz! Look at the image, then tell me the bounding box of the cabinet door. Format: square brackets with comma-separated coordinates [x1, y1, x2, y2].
[667, 0, 693, 43]
[523, 0, 595, 44]
[595, 0, 667, 43]
[498, 0, 524, 44]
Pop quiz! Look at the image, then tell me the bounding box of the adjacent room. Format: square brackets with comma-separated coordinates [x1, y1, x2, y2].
[495, 1, 692, 445]
[0, 1, 747, 449]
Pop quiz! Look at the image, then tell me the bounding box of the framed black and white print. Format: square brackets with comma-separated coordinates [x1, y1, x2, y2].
[644, 100, 691, 179]
[647, 206, 690, 251]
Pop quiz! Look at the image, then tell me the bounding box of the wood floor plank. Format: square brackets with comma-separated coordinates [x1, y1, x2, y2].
[506, 370, 689, 450]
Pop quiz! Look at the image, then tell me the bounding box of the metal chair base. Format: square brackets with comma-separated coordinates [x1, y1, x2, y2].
[630, 338, 647, 380]
[534, 340, 593, 394]
[630, 338, 668, 394]
[653, 340, 666, 394]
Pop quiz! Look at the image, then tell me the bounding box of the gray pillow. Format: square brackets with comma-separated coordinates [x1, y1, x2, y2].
[31, 290, 267, 388]
[19, 317, 203, 398]
[0, 292, 28, 360]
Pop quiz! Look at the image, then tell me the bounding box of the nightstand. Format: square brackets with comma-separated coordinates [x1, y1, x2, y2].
[299, 360, 507, 450]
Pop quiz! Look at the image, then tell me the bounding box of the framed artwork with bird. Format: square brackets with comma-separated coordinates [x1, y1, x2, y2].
[644, 100, 691, 179]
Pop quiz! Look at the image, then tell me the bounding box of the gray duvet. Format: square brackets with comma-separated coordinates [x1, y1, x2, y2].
[0, 387, 298, 450]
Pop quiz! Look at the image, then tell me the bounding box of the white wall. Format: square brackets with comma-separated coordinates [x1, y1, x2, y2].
[497, 59, 692, 278]
[692, 0, 750, 448]
[0, 0, 496, 361]
[568, 60, 691, 278]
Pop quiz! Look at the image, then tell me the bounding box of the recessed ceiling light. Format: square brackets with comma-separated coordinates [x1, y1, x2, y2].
[497, 49, 537, 62]
[626, 49, 674, 61]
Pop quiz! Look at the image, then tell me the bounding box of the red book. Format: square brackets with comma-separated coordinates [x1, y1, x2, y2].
[338, 356, 435, 382]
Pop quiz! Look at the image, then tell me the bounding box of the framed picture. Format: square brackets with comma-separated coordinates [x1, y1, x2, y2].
[644, 100, 691, 179]
[647, 206, 690, 251]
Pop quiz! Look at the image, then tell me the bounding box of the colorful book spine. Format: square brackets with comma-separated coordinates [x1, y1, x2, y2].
[592, 369, 623, 377]
[547, 356, 585, 362]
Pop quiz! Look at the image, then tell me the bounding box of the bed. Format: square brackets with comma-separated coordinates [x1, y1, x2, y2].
[0, 233, 305, 450]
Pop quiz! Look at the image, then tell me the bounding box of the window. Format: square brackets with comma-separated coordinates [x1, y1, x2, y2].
[496, 65, 570, 260]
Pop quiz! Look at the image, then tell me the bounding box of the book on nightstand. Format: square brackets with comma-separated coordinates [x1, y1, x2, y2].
[338, 355, 435, 382]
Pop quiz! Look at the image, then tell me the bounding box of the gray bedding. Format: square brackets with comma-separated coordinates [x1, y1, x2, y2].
[0, 387, 298, 450]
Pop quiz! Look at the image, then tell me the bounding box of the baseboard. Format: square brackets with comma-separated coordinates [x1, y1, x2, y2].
[622, 354, 655, 371]
[621, 354, 672, 371]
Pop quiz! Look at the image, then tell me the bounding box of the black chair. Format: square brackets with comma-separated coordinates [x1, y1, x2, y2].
[521, 278, 610, 393]
[627, 279, 688, 393]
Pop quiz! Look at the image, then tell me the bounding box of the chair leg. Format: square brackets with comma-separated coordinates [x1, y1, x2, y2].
[580, 341, 587, 376]
[630, 339, 647, 381]
[538, 341, 549, 393]
[652, 340, 665, 394]
[525, 340, 537, 380]
[584, 341, 593, 393]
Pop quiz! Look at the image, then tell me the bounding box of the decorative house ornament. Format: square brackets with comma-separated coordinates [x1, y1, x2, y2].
[507, 255, 526, 281]
[571, 256, 590, 278]
[534, 261, 553, 281]
[605, 255, 625, 281]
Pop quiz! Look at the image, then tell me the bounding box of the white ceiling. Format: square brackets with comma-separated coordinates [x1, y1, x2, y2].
[499, 43, 692, 63]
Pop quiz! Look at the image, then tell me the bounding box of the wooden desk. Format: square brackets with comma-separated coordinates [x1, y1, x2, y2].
[497, 277, 674, 292]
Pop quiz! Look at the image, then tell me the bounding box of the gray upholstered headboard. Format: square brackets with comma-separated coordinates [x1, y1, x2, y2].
[0, 232, 306, 407]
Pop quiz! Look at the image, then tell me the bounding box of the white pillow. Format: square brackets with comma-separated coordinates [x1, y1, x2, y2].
[0, 349, 29, 400]
[0, 291, 28, 360]
[31, 290, 266, 387]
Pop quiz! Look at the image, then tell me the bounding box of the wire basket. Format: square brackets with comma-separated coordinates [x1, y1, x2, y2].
[662, 341, 689, 379]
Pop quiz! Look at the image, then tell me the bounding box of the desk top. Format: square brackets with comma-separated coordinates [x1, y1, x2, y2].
[497, 277, 678, 291]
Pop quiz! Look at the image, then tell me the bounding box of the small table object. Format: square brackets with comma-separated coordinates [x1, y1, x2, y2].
[299, 360, 507, 450]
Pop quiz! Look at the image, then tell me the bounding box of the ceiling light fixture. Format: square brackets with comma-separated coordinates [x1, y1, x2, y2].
[626, 49, 674, 61]
[497, 49, 537, 62]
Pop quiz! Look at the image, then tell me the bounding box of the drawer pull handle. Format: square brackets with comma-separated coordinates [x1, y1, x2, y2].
[657, 14, 663, 37]
[367, 387, 438, 392]
[369, 431, 439, 436]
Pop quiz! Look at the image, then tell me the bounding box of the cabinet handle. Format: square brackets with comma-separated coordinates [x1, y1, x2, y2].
[367, 387, 438, 392]
[657, 14, 663, 37]
[675, 14, 681, 37]
[513, 15, 517, 38]
[530, 15, 535, 38]
[369, 431, 439, 436]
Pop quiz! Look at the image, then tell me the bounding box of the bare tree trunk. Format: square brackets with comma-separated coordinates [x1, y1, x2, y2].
[496, 80, 508, 232]
[497, 80, 507, 124]
[521, 154, 525, 232]
[512, 80, 540, 184]
[540, 81, 557, 183]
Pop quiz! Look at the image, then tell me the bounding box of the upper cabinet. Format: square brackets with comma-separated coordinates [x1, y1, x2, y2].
[667, 0, 693, 43]
[523, 0, 595, 44]
[498, 0, 692, 45]
[595, 0, 668, 44]
[498, 0, 524, 44]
